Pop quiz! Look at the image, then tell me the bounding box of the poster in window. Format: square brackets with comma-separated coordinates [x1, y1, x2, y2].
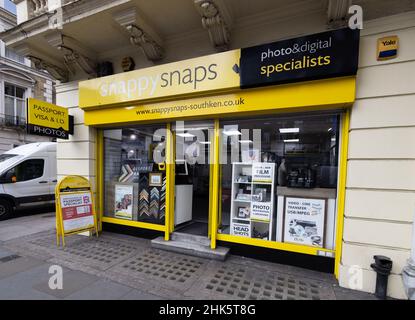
[231, 222, 251, 237]
[252, 162, 274, 183]
[283, 197, 326, 247]
[251, 201, 271, 221]
[114, 184, 133, 220]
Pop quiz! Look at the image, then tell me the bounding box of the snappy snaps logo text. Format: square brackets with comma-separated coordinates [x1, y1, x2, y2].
[99, 63, 218, 99]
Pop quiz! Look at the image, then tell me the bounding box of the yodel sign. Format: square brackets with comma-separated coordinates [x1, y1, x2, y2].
[27, 98, 73, 139]
[239, 28, 360, 88]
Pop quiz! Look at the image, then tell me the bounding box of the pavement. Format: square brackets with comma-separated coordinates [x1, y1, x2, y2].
[0, 208, 378, 300]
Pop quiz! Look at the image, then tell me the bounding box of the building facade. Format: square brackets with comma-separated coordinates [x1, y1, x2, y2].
[1, 0, 414, 299]
[0, 0, 54, 153]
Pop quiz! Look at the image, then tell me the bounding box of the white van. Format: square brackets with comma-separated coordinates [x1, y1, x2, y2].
[0, 142, 57, 220]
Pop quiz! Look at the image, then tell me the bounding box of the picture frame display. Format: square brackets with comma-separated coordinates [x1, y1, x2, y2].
[149, 172, 163, 186]
[237, 206, 250, 219]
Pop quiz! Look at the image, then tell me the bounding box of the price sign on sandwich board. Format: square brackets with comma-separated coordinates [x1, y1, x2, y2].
[27, 98, 72, 139]
[60, 192, 94, 232]
[55, 176, 98, 247]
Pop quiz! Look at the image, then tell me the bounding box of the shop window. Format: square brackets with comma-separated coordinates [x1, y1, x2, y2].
[219, 113, 340, 251]
[103, 125, 166, 225]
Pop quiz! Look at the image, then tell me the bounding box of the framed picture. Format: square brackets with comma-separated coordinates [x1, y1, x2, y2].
[114, 184, 134, 220]
[149, 172, 163, 186]
[237, 206, 250, 219]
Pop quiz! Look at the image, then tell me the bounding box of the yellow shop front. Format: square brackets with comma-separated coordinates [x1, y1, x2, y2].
[78, 28, 360, 277]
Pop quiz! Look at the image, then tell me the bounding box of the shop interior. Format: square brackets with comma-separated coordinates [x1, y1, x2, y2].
[173, 121, 213, 236]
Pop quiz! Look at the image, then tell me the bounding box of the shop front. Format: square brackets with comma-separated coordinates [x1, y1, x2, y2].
[78, 28, 360, 278]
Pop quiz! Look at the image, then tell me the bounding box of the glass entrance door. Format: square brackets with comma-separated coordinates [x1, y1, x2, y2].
[172, 120, 214, 237]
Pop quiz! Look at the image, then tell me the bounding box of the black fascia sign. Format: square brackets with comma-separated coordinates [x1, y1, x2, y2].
[240, 28, 360, 89]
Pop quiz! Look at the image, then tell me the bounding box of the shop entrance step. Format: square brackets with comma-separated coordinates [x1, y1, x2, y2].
[171, 232, 211, 246]
[151, 233, 229, 261]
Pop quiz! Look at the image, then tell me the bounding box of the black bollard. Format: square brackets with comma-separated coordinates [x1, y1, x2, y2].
[370, 255, 393, 300]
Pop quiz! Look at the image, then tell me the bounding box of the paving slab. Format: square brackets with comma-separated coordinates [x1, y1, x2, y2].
[0, 263, 57, 300]
[333, 285, 378, 300]
[33, 269, 100, 299]
[121, 289, 164, 300]
[108, 248, 209, 295]
[0, 211, 55, 241]
[64, 278, 133, 300]
[184, 259, 336, 300]
[0, 216, 377, 300]
[0, 256, 45, 280]
[0, 226, 33, 241]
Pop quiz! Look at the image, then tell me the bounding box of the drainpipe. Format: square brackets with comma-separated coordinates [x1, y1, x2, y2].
[402, 211, 415, 300]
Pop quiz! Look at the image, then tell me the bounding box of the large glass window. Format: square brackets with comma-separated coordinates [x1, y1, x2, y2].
[103, 125, 166, 225]
[4, 83, 26, 126]
[219, 113, 340, 251]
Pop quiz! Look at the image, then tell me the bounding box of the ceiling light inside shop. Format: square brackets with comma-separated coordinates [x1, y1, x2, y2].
[176, 132, 195, 138]
[199, 141, 211, 145]
[284, 139, 300, 143]
[130, 134, 137, 140]
[239, 140, 253, 144]
[328, 127, 333, 132]
[331, 137, 336, 142]
[279, 128, 299, 133]
[223, 129, 242, 136]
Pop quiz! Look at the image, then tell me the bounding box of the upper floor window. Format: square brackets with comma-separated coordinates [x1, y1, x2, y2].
[4, 0, 17, 15]
[4, 83, 26, 126]
[5, 47, 26, 64]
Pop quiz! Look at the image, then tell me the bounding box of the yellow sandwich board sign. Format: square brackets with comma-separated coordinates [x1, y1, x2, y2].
[55, 176, 99, 247]
[27, 98, 72, 139]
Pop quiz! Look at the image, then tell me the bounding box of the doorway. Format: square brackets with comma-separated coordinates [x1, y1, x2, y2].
[172, 120, 214, 237]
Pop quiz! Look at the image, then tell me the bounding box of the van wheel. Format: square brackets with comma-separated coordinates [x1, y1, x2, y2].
[0, 199, 13, 221]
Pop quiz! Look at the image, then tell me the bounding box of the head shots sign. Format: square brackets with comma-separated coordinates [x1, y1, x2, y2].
[27, 98, 72, 139]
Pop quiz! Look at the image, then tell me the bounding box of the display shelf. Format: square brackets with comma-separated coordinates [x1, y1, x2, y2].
[230, 162, 275, 240]
[233, 217, 251, 222]
[234, 199, 252, 203]
[251, 219, 270, 223]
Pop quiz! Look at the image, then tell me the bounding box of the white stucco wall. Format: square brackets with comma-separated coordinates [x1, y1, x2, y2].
[339, 12, 415, 299]
[55, 82, 96, 193]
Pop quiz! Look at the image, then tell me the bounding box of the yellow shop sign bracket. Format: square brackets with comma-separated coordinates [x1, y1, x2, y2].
[55, 176, 99, 247]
